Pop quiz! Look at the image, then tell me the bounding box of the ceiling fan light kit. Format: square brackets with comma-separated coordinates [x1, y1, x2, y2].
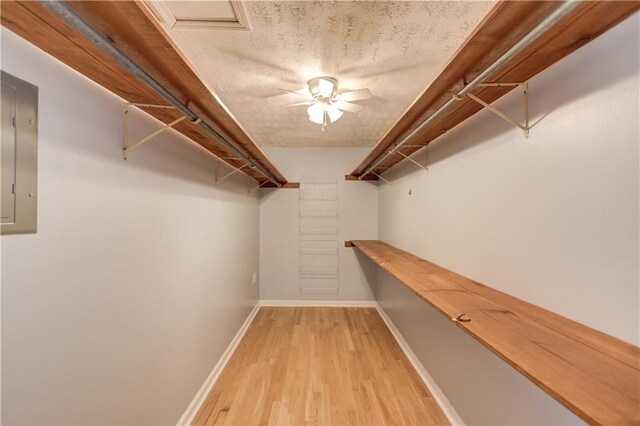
[283, 76, 372, 131]
[306, 100, 343, 129]
[308, 76, 338, 98]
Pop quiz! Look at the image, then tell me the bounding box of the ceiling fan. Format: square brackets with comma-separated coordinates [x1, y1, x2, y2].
[281, 76, 372, 131]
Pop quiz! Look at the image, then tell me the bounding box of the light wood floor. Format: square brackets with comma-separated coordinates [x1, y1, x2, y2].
[192, 307, 450, 425]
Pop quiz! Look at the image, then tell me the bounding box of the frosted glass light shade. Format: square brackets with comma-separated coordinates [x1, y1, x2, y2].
[326, 105, 343, 123]
[307, 100, 343, 127]
[307, 102, 325, 125]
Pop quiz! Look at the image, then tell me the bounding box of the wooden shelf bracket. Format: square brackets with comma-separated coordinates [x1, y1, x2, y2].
[463, 82, 530, 137]
[122, 103, 196, 159]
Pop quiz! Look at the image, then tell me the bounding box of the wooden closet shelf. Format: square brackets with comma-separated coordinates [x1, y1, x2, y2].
[350, 1, 640, 179]
[0, 1, 289, 186]
[347, 240, 640, 425]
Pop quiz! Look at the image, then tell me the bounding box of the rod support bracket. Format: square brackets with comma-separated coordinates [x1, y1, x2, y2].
[393, 150, 428, 173]
[249, 180, 270, 194]
[371, 171, 392, 185]
[466, 81, 530, 138]
[215, 163, 248, 186]
[122, 103, 186, 159]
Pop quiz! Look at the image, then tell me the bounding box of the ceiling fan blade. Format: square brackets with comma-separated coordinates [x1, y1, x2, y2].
[338, 88, 372, 102]
[284, 101, 315, 107]
[334, 101, 363, 113]
[340, 59, 430, 80]
[278, 88, 312, 99]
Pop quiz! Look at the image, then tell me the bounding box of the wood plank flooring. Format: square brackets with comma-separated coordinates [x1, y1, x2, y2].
[192, 307, 449, 425]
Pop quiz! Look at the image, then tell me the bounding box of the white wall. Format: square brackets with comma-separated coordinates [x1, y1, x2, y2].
[259, 148, 378, 301]
[2, 9, 637, 426]
[375, 13, 639, 425]
[1, 29, 260, 425]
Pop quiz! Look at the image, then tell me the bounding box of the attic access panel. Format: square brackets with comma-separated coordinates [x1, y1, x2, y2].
[144, 0, 251, 31]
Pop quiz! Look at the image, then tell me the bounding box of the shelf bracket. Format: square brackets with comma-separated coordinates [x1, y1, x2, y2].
[393, 149, 428, 172]
[371, 171, 392, 185]
[463, 82, 530, 138]
[215, 163, 248, 186]
[122, 103, 187, 159]
[249, 180, 270, 194]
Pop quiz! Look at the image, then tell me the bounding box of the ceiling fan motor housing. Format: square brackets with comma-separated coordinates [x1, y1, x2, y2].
[308, 76, 338, 101]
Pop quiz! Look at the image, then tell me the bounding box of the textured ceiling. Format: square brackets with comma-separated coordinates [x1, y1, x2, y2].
[161, 1, 495, 147]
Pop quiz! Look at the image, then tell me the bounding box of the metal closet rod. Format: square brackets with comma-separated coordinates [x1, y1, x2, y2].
[41, 0, 282, 188]
[359, 0, 582, 180]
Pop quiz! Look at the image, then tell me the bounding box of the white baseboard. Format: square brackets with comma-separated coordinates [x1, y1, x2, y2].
[176, 302, 261, 426]
[374, 304, 465, 425]
[260, 299, 377, 307]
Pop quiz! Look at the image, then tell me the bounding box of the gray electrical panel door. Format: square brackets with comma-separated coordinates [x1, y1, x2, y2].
[1, 80, 17, 224]
[1, 71, 38, 235]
